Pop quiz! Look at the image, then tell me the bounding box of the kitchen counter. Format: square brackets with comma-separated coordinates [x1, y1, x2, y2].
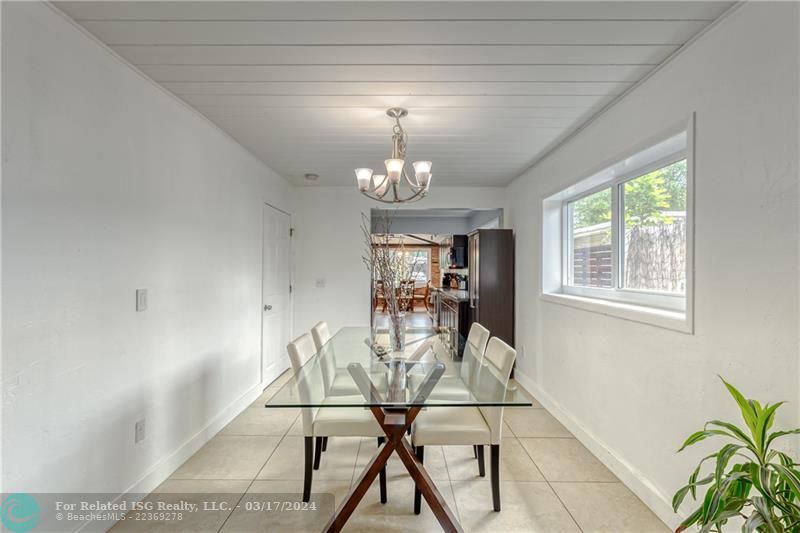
[434, 287, 469, 302]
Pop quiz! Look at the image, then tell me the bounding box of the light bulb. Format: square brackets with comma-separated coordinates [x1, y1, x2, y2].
[354, 168, 373, 191]
[422, 173, 432, 189]
[417, 172, 431, 188]
[385, 159, 404, 184]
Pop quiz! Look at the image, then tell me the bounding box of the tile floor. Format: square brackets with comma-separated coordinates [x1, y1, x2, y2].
[112, 373, 669, 533]
[373, 311, 434, 329]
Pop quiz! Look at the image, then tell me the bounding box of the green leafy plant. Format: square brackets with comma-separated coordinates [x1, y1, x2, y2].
[673, 378, 800, 532]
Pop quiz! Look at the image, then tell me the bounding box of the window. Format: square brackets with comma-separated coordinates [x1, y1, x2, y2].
[622, 159, 687, 293]
[379, 248, 431, 284]
[568, 188, 613, 288]
[403, 249, 430, 283]
[542, 121, 693, 332]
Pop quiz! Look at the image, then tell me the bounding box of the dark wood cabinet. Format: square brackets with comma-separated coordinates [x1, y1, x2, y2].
[468, 229, 514, 348]
[435, 290, 470, 357]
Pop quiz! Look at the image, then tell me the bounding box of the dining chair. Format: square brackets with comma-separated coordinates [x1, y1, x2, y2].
[410, 337, 517, 514]
[286, 333, 388, 504]
[466, 322, 491, 356]
[408, 322, 490, 404]
[412, 282, 430, 312]
[312, 321, 364, 399]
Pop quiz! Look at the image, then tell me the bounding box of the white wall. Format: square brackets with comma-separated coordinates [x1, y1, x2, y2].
[292, 186, 506, 335]
[2, 2, 293, 495]
[506, 2, 799, 528]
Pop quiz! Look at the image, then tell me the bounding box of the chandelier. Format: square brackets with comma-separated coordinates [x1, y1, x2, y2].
[354, 108, 432, 204]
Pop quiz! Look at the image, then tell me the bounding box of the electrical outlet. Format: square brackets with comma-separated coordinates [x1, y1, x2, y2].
[136, 289, 147, 312]
[135, 418, 146, 443]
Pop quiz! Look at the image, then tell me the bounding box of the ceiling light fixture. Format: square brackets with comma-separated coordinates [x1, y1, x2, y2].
[355, 108, 431, 204]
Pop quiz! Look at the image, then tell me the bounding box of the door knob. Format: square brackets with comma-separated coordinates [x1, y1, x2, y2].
[264, 304, 272, 311]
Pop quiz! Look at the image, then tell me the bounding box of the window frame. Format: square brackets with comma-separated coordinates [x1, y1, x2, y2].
[541, 115, 695, 333]
[562, 153, 688, 312]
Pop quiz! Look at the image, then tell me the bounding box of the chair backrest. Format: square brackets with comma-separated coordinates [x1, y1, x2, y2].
[311, 321, 331, 352]
[466, 322, 490, 356]
[286, 333, 319, 436]
[287, 333, 316, 372]
[477, 337, 517, 445]
[311, 322, 339, 394]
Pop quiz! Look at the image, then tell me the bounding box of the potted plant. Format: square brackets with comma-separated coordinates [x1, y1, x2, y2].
[673, 377, 800, 532]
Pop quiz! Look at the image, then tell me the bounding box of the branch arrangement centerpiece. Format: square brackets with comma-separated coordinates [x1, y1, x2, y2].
[673, 377, 800, 532]
[361, 212, 423, 354]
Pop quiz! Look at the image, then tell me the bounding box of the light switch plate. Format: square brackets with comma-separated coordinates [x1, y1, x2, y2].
[136, 289, 147, 312]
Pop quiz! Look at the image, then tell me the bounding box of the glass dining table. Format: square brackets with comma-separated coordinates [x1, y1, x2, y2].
[265, 326, 532, 533]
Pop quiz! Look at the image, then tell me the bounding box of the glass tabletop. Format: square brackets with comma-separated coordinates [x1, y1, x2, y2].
[265, 326, 532, 409]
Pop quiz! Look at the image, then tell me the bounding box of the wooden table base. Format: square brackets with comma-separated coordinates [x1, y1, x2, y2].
[322, 406, 463, 533]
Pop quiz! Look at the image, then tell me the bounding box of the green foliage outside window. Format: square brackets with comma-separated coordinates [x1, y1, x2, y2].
[571, 159, 687, 228]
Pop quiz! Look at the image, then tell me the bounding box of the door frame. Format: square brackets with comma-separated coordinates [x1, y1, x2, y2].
[261, 202, 293, 388]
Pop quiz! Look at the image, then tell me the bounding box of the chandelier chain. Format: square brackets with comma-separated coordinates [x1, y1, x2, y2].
[392, 117, 407, 159]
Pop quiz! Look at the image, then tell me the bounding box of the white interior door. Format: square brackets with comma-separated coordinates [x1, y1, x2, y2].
[261, 204, 291, 387]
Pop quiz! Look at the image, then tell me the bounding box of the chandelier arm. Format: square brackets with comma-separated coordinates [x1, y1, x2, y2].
[374, 175, 391, 199]
[402, 168, 421, 189]
[360, 189, 427, 204]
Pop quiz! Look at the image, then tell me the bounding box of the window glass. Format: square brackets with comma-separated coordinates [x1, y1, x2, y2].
[622, 159, 687, 293]
[378, 248, 430, 283]
[404, 249, 430, 283]
[569, 188, 612, 288]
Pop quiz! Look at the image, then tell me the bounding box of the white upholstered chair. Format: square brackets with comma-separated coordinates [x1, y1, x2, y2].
[312, 321, 364, 397]
[466, 322, 490, 356]
[420, 322, 491, 401]
[310, 321, 331, 352]
[287, 333, 388, 503]
[411, 337, 517, 514]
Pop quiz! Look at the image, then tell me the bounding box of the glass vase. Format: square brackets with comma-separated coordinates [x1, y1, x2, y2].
[389, 312, 406, 353]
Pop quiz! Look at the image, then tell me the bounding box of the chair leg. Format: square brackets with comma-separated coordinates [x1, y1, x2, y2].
[473, 445, 478, 458]
[377, 437, 387, 504]
[414, 445, 424, 515]
[491, 444, 501, 512]
[476, 445, 486, 477]
[303, 436, 313, 502]
[322, 436, 328, 452]
[313, 436, 323, 470]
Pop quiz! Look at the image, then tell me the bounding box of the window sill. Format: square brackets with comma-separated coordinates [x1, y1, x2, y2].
[540, 291, 693, 334]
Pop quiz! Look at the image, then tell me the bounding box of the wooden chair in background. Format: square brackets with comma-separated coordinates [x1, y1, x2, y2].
[412, 282, 431, 311]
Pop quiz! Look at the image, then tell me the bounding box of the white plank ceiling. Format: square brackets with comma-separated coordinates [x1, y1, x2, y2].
[56, 1, 733, 186]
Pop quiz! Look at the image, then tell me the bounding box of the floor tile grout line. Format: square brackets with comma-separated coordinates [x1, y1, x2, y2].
[216, 409, 297, 532]
[349, 437, 363, 488]
[517, 434, 585, 533]
[441, 445, 463, 524]
[507, 434, 548, 481]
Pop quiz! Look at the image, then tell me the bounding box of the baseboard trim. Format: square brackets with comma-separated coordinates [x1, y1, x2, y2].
[513, 369, 681, 531]
[76, 381, 264, 532]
